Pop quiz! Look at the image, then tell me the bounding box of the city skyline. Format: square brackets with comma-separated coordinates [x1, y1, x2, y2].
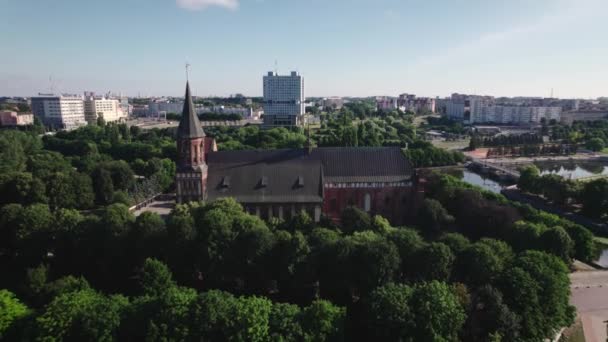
[1, 0, 607, 98]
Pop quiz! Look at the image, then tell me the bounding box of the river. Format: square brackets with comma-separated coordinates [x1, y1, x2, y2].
[535, 160, 608, 180]
[461, 170, 504, 193]
[596, 250, 608, 268]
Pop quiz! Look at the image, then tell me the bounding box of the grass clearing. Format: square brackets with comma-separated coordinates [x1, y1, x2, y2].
[559, 318, 585, 342]
[594, 236, 608, 246]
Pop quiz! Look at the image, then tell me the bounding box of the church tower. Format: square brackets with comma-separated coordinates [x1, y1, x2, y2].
[175, 81, 207, 203]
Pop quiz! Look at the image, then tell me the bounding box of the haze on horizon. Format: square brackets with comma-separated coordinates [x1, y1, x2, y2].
[0, 0, 606, 99]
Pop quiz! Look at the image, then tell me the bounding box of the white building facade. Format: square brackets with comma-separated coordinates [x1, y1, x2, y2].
[148, 101, 184, 115]
[471, 106, 561, 125]
[323, 97, 344, 110]
[84, 96, 126, 124]
[263, 71, 305, 127]
[31, 94, 87, 130]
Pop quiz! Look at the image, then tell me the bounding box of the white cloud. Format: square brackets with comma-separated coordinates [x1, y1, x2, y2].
[176, 0, 239, 11]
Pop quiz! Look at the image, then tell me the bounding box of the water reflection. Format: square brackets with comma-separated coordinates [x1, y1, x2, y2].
[596, 249, 608, 268]
[535, 161, 608, 180]
[460, 170, 503, 194]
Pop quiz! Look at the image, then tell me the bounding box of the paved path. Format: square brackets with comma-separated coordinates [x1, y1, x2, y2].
[570, 271, 608, 342]
[132, 199, 175, 217]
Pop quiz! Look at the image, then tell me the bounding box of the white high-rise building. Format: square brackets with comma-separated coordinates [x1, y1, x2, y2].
[84, 96, 126, 124]
[31, 94, 86, 130]
[263, 71, 304, 127]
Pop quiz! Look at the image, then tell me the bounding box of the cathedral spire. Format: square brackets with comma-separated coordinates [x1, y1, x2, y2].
[177, 81, 205, 139]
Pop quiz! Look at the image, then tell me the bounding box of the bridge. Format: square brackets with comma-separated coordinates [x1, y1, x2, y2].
[468, 159, 521, 179]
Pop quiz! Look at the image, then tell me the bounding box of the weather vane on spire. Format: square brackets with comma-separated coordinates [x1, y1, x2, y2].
[185, 62, 191, 82]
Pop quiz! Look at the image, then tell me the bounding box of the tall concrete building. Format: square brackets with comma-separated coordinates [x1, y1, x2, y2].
[31, 94, 86, 130]
[84, 95, 127, 124]
[263, 71, 304, 127]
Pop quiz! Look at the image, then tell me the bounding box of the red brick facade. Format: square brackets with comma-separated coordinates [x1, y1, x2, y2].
[322, 184, 420, 225]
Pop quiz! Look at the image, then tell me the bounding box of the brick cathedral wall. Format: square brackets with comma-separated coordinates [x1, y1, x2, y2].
[322, 186, 418, 226]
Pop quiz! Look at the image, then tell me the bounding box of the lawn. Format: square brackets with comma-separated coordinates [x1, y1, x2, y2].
[559, 318, 586, 342]
[431, 139, 470, 151]
[594, 236, 608, 246]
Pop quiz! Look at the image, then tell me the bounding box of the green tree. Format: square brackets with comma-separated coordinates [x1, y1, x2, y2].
[300, 300, 345, 342]
[129, 212, 168, 264]
[581, 179, 608, 219]
[566, 224, 596, 263]
[539, 226, 574, 264]
[140, 258, 175, 297]
[46, 172, 92, 210]
[24, 264, 48, 304]
[45, 276, 91, 299]
[93, 168, 114, 205]
[35, 290, 128, 342]
[518, 165, 541, 194]
[0, 172, 47, 205]
[586, 137, 605, 151]
[188, 290, 273, 342]
[349, 233, 401, 294]
[500, 251, 574, 340]
[340, 206, 371, 234]
[465, 285, 521, 341]
[100, 203, 134, 237]
[438, 232, 470, 254]
[367, 283, 413, 340]
[417, 198, 454, 234]
[268, 303, 304, 341]
[229, 296, 272, 342]
[456, 243, 504, 285]
[188, 290, 237, 340]
[413, 242, 455, 281]
[409, 281, 466, 342]
[0, 290, 30, 339]
[0, 131, 41, 173]
[121, 286, 197, 341]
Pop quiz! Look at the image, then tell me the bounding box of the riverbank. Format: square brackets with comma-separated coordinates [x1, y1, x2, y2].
[501, 187, 608, 236]
[484, 153, 607, 165]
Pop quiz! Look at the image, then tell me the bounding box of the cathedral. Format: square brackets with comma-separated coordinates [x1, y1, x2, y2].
[175, 82, 419, 225]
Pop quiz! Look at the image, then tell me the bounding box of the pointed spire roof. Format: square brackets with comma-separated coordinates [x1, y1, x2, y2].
[177, 81, 205, 139]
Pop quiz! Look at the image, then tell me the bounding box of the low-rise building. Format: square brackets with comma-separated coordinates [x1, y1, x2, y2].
[323, 97, 344, 110]
[84, 95, 127, 124]
[149, 100, 184, 115]
[0, 111, 34, 126]
[561, 110, 608, 126]
[198, 106, 251, 117]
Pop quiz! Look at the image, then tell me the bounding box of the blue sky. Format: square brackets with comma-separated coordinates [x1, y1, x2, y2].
[0, 0, 606, 98]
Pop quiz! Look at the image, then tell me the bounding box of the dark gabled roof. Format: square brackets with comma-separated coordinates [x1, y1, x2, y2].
[206, 147, 412, 182]
[177, 82, 205, 139]
[205, 147, 412, 204]
[207, 159, 323, 203]
[312, 147, 412, 183]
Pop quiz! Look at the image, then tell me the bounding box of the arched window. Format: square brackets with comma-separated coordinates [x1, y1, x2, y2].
[364, 193, 371, 212]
